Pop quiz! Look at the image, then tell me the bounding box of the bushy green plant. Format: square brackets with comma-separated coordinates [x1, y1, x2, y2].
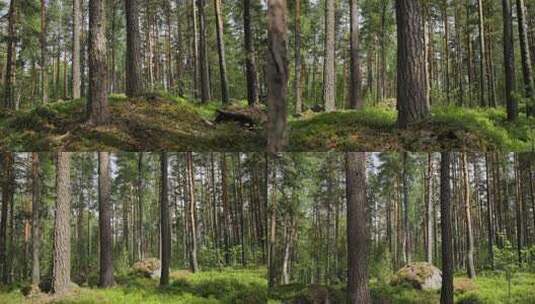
[494, 240, 519, 303]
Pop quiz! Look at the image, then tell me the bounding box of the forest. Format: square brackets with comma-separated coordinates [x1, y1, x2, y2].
[0, 152, 534, 303]
[267, 152, 535, 303]
[0, 0, 534, 151]
[0, 152, 269, 303]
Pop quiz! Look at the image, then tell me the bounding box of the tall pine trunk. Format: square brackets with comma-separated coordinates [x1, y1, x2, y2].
[266, 0, 289, 152]
[516, 0, 535, 116]
[186, 152, 199, 272]
[294, 0, 303, 113]
[243, 0, 259, 106]
[98, 152, 113, 287]
[214, 0, 230, 104]
[31, 153, 41, 287]
[72, 0, 81, 99]
[440, 152, 454, 304]
[125, 0, 144, 97]
[396, 0, 429, 128]
[346, 152, 371, 304]
[502, 0, 517, 120]
[349, 0, 363, 109]
[87, 0, 110, 125]
[3, 0, 16, 109]
[52, 153, 71, 294]
[160, 152, 171, 286]
[324, 0, 336, 112]
[462, 153, 476, 278]
[198, 0, 211, 102]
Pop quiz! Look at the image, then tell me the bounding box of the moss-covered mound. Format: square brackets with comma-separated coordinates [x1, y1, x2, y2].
[288, 106, 534, 151]
[0, 94, 264, 151]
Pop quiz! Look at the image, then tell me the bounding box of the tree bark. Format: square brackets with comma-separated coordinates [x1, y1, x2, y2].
[198, 0, 211, 102]
[516, 0, 535, 116]
[0, 153, 14, 284]
[31, 153, 41, 286]
[462, 153, 476, 278]
[243, 0, 259, 106]
[266, 0, 289, 152]
[396, 0, 429, 128]
[72, 0, 81, 99]
[346, 152, 371, 304]
[87, 0, 110, 125]
[294, 0, 303, 113]
[98, 152, 113, 287]
[214, 0, 230, 104]
[53, 152, 71, 294]
[324, 0, 336, 112]
[477, 0, 487, 107]
[2, 0, 16, 109]
[502, 0, 517, 120]
[426, 153, 433, 264]
[125, 0, 144, 97]
[41, 0, 48, 104]
[440, 152, 454, 304]
[349, 0, 363, 110]
[160, 152, 171, 286]
[186, 152, 199, 272]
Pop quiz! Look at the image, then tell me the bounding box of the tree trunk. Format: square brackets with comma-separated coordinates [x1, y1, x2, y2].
[72, 0, 81, 99]
[186, 152, 199, 272]
[266, 0, 289, 152]
[160, 152, 171, 286]
[0, 153, 14, 284]
[440, 152, 454, 304]
[295, 0, 303, 113]
[31, 153, 41, 287]
[516, 0, 535, 116]
[243, 0, 259, 106]
[214, 0, 230, 104]
[346, 152, 371, 304]
[3, 0, 16, 109]
[98, 152, 113, 287]
[52, 152, 71, 294]
[485, 154, 494, 269]
[198, 0, 211, 102]
[426, 153, 433, 264]
[502, 0, 517, 120]
[324, 0, 336, 112]
[396, 0, 429, 128]
[41, 0, 48, 104]
[477, 0, 487, 107]
[402, 152, 410, 264]
[137, 153, 144, 261]
[462, 153, 476, 278]
[125, 0, 144, 97]
[87, 0, 110, 125]
[349, 0, 363, 110]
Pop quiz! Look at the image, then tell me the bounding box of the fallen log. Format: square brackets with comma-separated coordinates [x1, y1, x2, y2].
[215, 109, 258, 127]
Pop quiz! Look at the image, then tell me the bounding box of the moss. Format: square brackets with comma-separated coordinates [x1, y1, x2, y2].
[0, 267, 267, 304]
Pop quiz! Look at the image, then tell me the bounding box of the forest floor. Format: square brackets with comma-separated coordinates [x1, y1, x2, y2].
[0, 267, 267, 304]
[0, 94, 533, 151]
[268, 271, 535, 304]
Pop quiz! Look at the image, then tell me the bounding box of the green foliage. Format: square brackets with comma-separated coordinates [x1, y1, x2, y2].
[0, 268, 266, 304]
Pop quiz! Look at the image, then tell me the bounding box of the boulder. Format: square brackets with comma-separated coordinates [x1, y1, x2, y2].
[391, 262, 442, 290]
[132, 258, 161, 279]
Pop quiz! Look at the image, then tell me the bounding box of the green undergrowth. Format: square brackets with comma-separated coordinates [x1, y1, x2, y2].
[268, 272, 535, 304]
[0, 267, 267, 304]
[0, 95, 533, 151]
[0, 94, 264, 151]
[289, 106, 534, 151]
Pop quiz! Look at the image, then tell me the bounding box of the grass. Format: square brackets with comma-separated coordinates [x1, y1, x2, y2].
[268, 272, 535, 304]
[288, 106, 535, 151]
[1, 95, 533, 151]
[0, 94, 264, 151]
[0, 267, 267, 304]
